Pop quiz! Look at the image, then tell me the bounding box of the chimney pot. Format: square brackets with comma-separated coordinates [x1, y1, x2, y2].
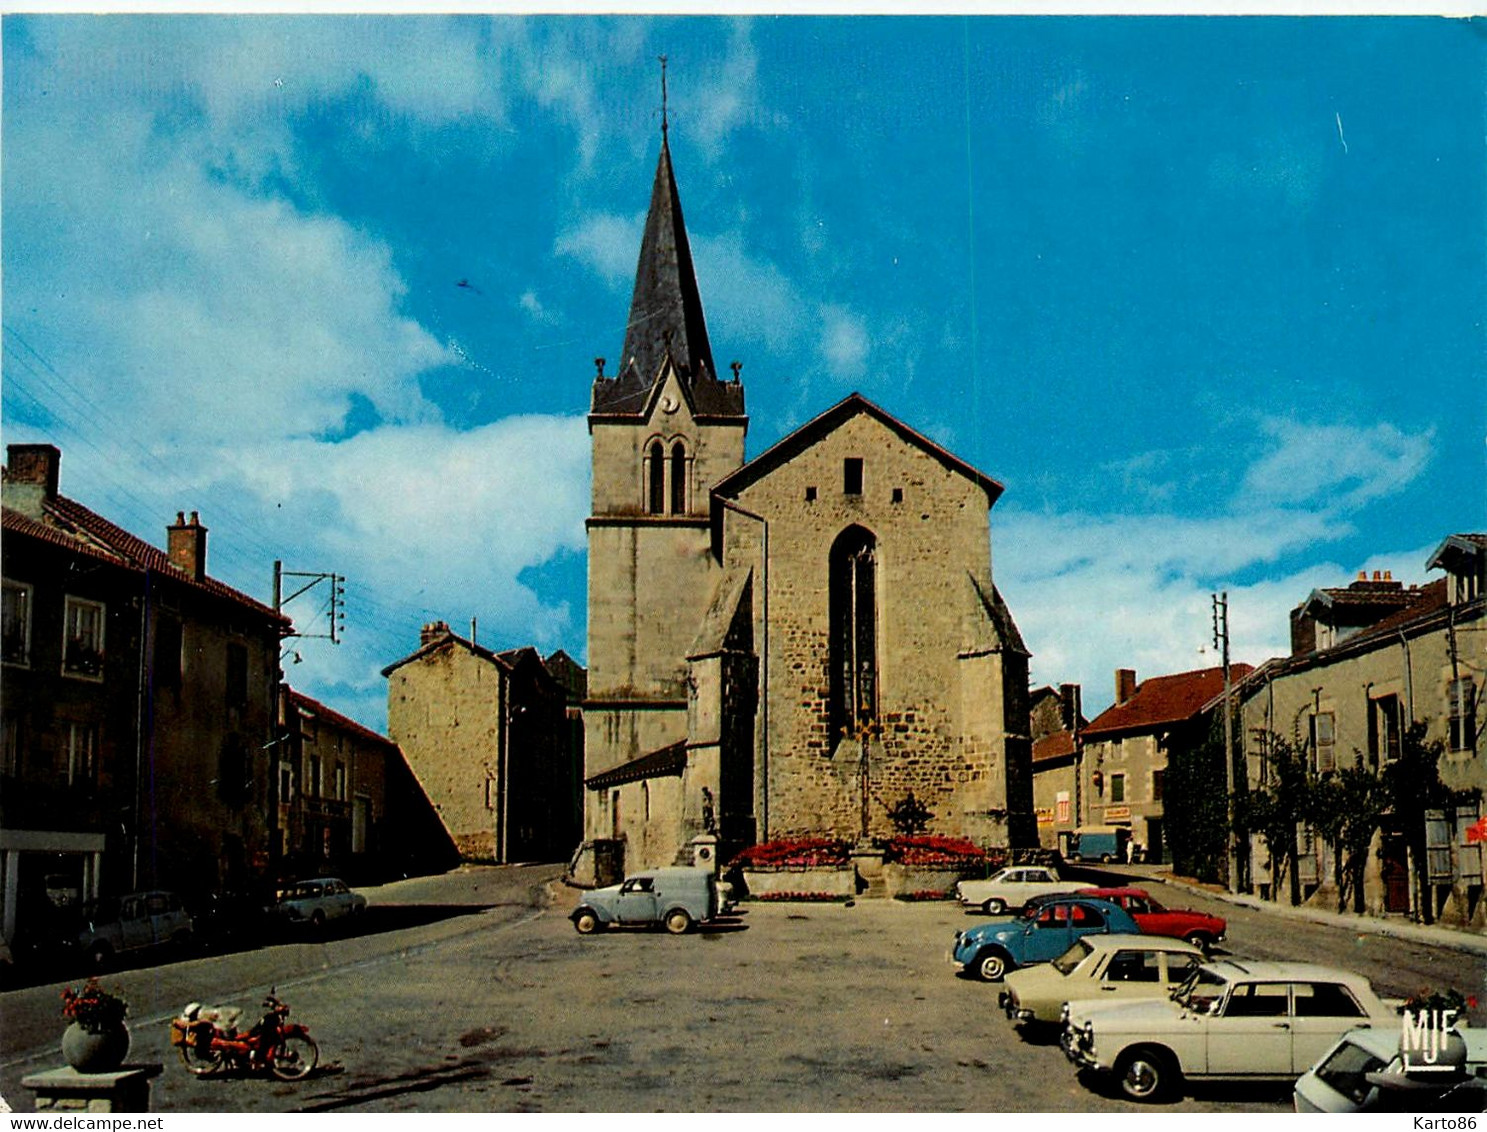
[1373, 570, 1382, 581]
[1383, 570, 1392, 581]
[3, 444, 62, 517]
[1357, 571, 1367, 581]
[420, 620, 451, 647]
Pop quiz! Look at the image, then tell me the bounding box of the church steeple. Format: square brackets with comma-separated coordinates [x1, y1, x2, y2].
[591, 101, 743, 419]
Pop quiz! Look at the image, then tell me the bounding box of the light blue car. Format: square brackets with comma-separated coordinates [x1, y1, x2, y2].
[952, 895, 1140, 982]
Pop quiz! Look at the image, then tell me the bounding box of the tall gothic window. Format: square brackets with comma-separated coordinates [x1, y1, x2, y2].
[670, 442, 687, 514]
[829, 525, 878, 742]
[647, 442, 665, 514]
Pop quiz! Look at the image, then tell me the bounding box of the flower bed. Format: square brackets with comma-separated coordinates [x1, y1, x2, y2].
[884, 835, 987, 867]
[730, 837, 851, 869]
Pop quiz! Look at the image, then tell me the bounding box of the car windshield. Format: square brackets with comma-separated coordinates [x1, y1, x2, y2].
[1314, 1040, 1388, 1106]
[1052, 939, 1095, 975]
[1173, 966, 1228, 1012]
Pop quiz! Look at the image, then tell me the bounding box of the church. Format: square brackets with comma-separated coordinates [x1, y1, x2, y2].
[573, 121, 1036, 881]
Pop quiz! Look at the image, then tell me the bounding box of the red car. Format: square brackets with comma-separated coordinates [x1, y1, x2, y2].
[1079, 887, 1226, 950]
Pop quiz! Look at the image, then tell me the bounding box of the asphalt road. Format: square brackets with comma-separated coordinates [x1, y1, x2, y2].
[1, 864, 1481, 1113]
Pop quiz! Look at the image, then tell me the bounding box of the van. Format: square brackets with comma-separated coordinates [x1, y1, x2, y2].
[570, 867, 723, 935]
[1064, 826, 1130, 863]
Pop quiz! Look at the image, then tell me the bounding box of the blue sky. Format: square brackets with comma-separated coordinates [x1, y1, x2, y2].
[4, 14, 1482, 729]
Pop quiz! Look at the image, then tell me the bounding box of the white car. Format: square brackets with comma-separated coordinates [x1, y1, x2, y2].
[1062, 960, 1399, 1102]
[999, 934, 1205, 1026]
[1294, 1025, 1487, 1112]
[955, 866, 1094, 915]
[273, 878, 366, 929]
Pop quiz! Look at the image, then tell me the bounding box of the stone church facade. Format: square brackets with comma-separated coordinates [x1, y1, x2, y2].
[576, 129, 1035, 878]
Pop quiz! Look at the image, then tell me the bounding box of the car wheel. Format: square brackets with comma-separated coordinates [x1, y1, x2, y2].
[1115, 1046, 1179, 1103]
[974, 949, 1012, 982]
[310, 909, 326, 929]
[1183, 932, 1211, 953]
[983, 898, 1006, 915]
[573, 910, 601, 935]
[86, 942, 112, 971]
[664, 909, 692, 936]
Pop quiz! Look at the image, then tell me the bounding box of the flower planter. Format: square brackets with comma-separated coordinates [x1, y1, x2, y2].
[882, 863, 975, 899]
[61, 1022, 130, 1074]
[740, 866, 856, 899]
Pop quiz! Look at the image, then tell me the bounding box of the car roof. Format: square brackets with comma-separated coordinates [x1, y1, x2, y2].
[1081, 887, 1150, 899]
[1082, 933, 1203, 952]
[1205, 959, 1371, 983]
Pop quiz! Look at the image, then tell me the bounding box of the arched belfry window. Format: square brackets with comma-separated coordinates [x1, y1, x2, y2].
[670, 442, 687, 515]
[647, 441, 665, 514]
[829, 525, 878, 742]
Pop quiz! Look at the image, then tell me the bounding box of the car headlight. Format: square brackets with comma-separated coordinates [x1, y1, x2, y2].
[1060, 1003, 1070, 1026]
[1081, 1021, 1095, 1051]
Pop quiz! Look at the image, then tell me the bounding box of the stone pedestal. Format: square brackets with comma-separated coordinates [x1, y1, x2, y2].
[690, 834, 719, 870]
[22, 1064, 162, 1113]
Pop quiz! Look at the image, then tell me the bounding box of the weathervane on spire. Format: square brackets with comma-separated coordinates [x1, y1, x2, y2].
[659, 54, 669, 138]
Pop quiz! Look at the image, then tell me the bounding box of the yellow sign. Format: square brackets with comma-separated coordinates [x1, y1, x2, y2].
[1104, 806, 1131, 821]
[1035, 806, 1055, 825]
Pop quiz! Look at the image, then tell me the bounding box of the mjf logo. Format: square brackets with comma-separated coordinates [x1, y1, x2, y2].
[1401, 1008, 1461, 1072]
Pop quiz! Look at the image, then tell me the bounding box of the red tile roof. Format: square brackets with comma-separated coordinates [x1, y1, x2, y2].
[287, 688, 397, 751]
[4, 495, 287, 626]
[1033, 730, 1077, 763]
[1084, 664, 1255, 738]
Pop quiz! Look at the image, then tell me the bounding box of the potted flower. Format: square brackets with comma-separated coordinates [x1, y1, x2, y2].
[60, 978, 130, 1073]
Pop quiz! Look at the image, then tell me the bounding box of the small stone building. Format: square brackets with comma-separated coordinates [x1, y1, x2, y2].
[576, 128, 1036, 878]
[383, 624, 580, 863]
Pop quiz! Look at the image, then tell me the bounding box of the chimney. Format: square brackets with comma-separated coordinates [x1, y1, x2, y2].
[3, 444, 61, 518]
[1059, 683, 1082, 731]
[1115, 668, 1137, 705]
[167, 511, 208, 582]
[421, 621, 451, 647]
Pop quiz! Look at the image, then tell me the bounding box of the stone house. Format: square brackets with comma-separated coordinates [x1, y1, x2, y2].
[1029, 684, 1084, 850]
[383, 623, 580, 863]
[276, 687, 456, 883]
[576, 129, 1035, 879]
[1, 443, 288, 947]
[1081, 665, 1252, 865]
[1236, 537, 1485, 926]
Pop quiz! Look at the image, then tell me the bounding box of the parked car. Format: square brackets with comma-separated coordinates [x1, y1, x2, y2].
[571, 867, 725, 935]
[75, 890, 195, 969]
[1077, 887, 1227, 950]
[998, 934, 1205, 1026]
[1294, 1025, 1486, 1113]
[189, 890, 273, 951]
[272, 878, 366, 929]
[953, 895, 1141, 982]
[1062, 960, 1400, 1102]
[955, 866, 1095, 915]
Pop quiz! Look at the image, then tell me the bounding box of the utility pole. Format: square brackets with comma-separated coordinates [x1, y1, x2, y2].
[1213, 592, 1237, 893]
[273, 560, 346, 643]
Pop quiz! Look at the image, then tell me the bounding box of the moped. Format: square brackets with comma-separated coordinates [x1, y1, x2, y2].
[170, 990, 319, 1080]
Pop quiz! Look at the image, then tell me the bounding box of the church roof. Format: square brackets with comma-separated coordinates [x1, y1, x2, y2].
[591, 135, 744, 420]
[711, 392, 1004, 504]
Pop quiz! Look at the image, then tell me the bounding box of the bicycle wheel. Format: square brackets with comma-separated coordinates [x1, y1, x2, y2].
[178, 1030, 225, 1076]
[269, 1033, 319, 1081]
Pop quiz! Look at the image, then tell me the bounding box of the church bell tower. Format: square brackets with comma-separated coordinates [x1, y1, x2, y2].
[583, 110, 748, 809]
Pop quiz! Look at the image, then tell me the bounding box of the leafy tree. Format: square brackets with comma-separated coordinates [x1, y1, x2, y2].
[1308, 762, 1386, 914]
[1384, 722, 1449, 924]
[1164, 715, 1230, 884]
[1239, 733, 1310, 905]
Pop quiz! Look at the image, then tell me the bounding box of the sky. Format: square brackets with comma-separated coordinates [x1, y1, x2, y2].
[3, 14, 1483, 731]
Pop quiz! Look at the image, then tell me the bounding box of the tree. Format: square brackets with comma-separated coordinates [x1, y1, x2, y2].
[1164, 715, 1230, 884]
[1239, 733, 1310, 905]
[1308, 761, 1386, 914]
[1383, 722, 1449, 924]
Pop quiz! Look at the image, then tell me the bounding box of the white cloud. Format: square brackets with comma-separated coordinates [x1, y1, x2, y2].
[1241, 418, 1435, 510]
[688, 21, 761, 159]
[556, 212, 644, 288]
[819, 304, 871, 381]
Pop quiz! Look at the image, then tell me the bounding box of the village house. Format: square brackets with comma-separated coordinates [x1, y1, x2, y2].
[1029, 684, 1084, 851]
[1080, 665, 1252, 866]
[1237, 537, 1485, 927]
[383, 623, 581, 864]
[1, 443, 288, 948]
[573, 125, 1035, 881]
[276, 687, 456, 884]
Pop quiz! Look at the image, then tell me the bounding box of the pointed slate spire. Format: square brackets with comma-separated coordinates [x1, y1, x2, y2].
[622, 135, 715, 387]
